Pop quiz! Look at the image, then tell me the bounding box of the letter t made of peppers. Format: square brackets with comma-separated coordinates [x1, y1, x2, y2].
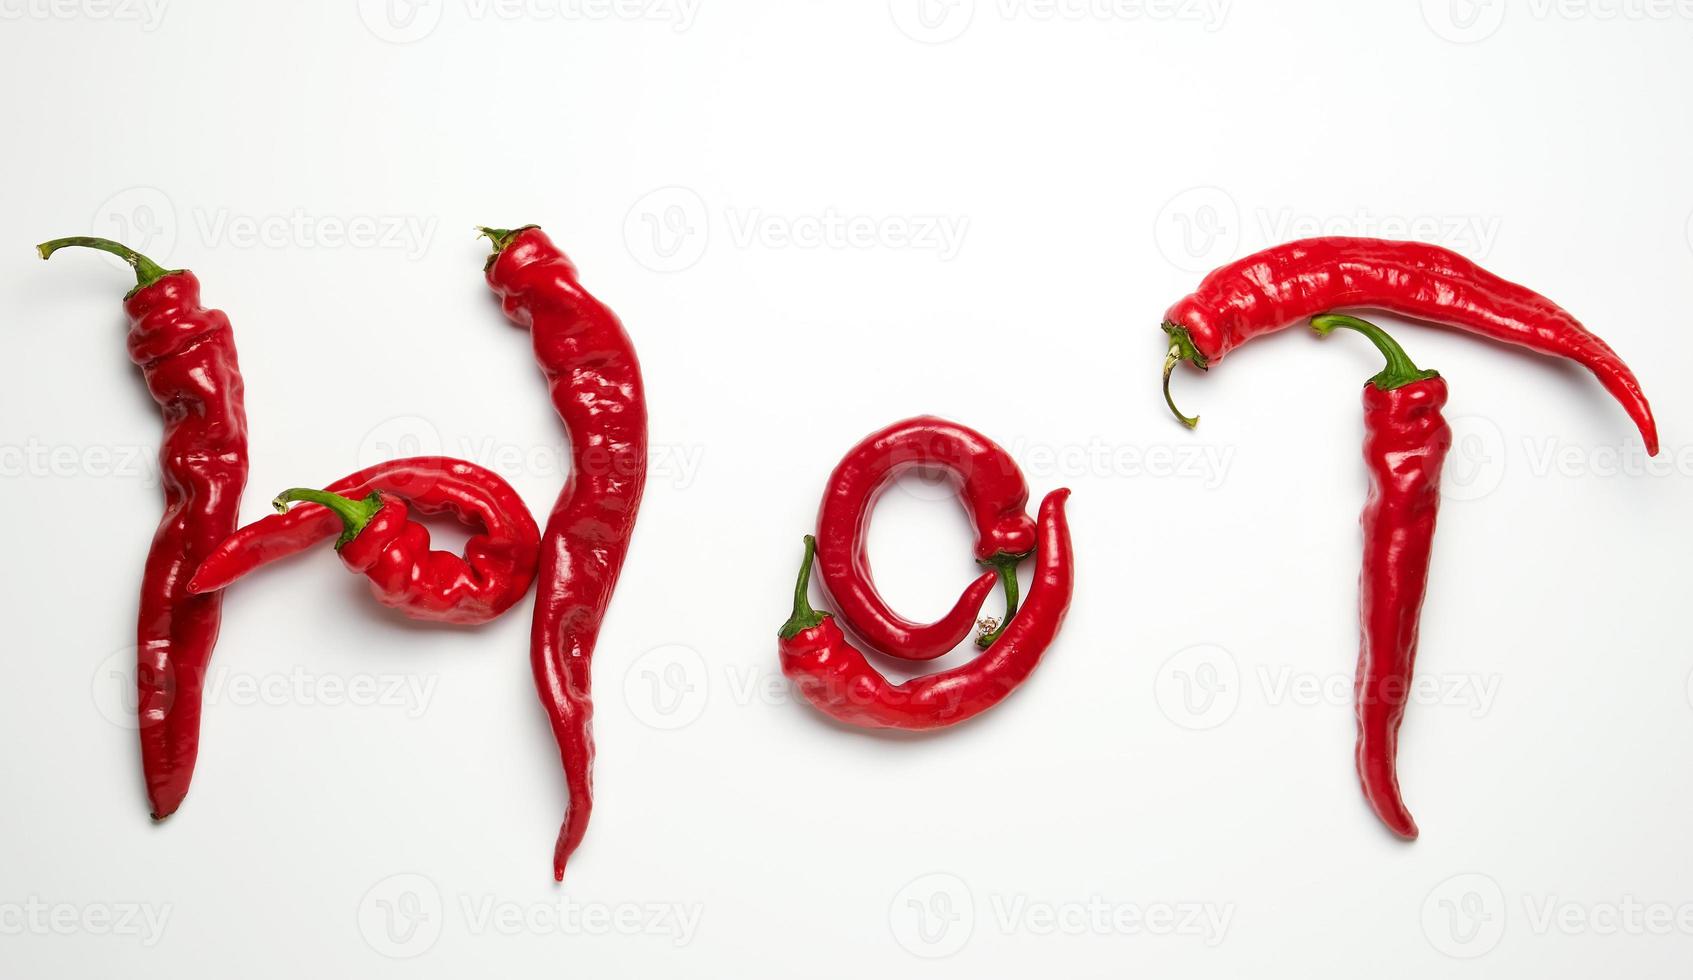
[34, 229, 1656, 875]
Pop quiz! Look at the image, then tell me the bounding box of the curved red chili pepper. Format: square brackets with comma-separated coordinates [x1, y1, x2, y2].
[779, 489, 1072, 730]
[186, 457, 539, 626]
[1160, 237, 1658, 455]
[38, 236, 251, 820]
[1313, 314, 1451, 840]
[816, 416, 1037, 660]
[483, 225, 648, 881]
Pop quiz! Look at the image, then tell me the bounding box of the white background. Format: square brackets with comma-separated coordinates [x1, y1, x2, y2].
[2, 1, 1690, 976]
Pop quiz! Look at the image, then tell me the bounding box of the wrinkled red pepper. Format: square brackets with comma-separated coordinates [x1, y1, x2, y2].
[1161, 236, 1658, 455]
[780, 489, 1073, 730]
[815, 416, 1036, 659]
[38, 236, 251, 819]
[187, 457, 539, 626]
[1315, 314, 1450, 840]
[483, 225, 648, 880]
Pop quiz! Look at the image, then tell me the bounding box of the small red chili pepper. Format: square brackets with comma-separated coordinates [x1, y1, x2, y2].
[779, 488, 1073, 730]
[186, 457, 539, 626]
[37, 236, 251, 820]
[1160, 237, 1658, 455]
[482, 225, 648, 881]
[1313, 314, 1450, 840]
[815, 416, 1037, 659]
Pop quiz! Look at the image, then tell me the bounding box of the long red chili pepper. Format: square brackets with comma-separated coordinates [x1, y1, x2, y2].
[779, 489, 1072, 730]
[482, 225, 648, 880]
[815, 416, 1036, 659]
[186, 458, 539, 626]
[1314, 314, 1450, 840]
[1160, 236, 1658, 455]
[38, 236, 250, 820]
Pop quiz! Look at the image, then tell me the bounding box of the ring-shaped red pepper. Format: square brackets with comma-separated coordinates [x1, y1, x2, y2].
[815, 416, 1037, 660]
[780, 488, 1072, 730]
[187, 457, 539, 626]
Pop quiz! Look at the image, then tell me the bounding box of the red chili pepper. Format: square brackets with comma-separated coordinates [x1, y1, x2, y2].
[1313, 314, 1451, 840]
[37, 236, 250, 820]
[815, 416, 1037, 659]
[186, 457, 539, 626]
[779, 489, 1072, 730]
[1160, 237, 1658, 455]
[482, 225, 648, 881]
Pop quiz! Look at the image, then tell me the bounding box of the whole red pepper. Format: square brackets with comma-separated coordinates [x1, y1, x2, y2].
[815, 416, 1036, 659]
[482, 225, 648, 880]
[1160, 237, 1658, 455]
[38, 236, 250, 820]
[780, 489, 1072, 730]
[1315, 314, 1450, 840]
[187, 457, 539, 626]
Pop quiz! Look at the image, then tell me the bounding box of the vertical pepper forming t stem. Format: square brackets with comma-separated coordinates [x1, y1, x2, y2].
[1311, 312, 1450, 841]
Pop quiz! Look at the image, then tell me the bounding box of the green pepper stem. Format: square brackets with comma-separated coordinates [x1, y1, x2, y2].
[974, 552, 1025, 648]
[1160, 324, 1205, 429]
[273, 487, 383, 549]
[778, 534, 828, 639]
[477, 224, 540, 253]
[37, 236, 175, 292]
[1310, 314, 1440, 390]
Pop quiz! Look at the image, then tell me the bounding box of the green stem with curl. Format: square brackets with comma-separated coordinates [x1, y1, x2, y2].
[1310, 314, 1439, 390]
[273, 488, 383, 548]
[975, 552, 1025, 648]
[37, 237, 178, 296]
[476, 224, 540, 269]
[778, 535, 828, 638]
[1160, 323, 1205, 429]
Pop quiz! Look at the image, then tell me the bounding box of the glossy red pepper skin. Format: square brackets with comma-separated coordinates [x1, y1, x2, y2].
[484, 226, 648, 881]
[1311, 314, 1451, 840]
[1353, 373, 1450, 840]
[39, 239, 250, 820]
[780, 489, 1072, 730]
[1163, 236, 1658, 454]
[186, 457, 540, 626]
[816, 416, 1037, 661]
